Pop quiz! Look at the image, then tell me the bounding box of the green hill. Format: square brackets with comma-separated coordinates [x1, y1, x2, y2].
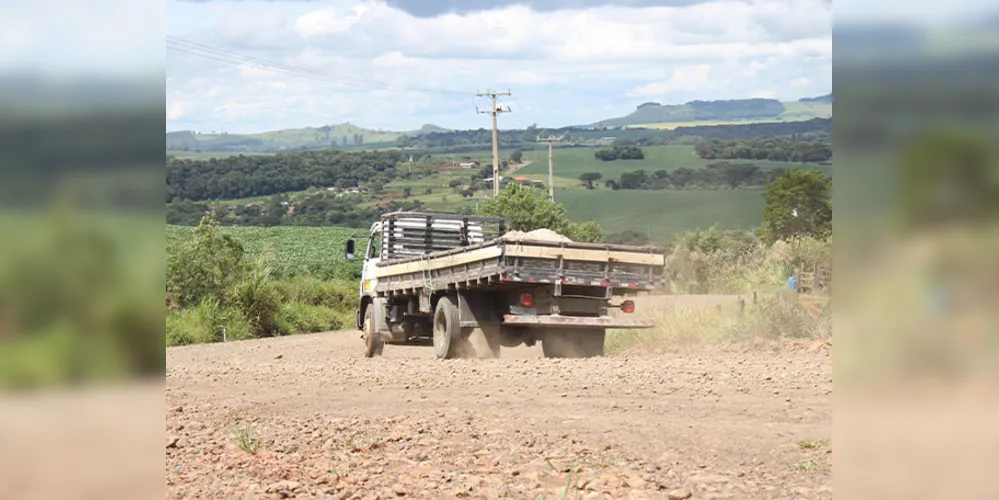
[166, 123, 450, 154]
[593, 97, 832, 129]
[592, 98, 786, 128]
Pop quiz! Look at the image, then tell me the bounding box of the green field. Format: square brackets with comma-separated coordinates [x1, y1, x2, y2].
[557, 189, 766, 241]
[779, 102, 833, 121]
[166, 225, 362, 281]
[167, 150, 275, 160]
[516, 145, 826, 180]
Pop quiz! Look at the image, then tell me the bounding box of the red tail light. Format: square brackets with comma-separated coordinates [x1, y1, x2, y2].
[520, 292, 533, 307]
[621, 300, 635, 314]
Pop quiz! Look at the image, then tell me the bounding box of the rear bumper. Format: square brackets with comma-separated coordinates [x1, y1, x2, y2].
[502, 314, 655, 329]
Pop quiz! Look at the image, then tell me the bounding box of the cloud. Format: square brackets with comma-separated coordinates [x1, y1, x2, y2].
[628, 65, 712, 97]
[167, 101, 185, 120]
[166, 0, 832, 132]
[789, 77, 811, 88]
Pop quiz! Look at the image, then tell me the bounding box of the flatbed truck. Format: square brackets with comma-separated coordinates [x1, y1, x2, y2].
[345, 211, 665, 359]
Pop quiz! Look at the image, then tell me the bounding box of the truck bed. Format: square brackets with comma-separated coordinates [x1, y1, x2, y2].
[373, 236, 666, 295]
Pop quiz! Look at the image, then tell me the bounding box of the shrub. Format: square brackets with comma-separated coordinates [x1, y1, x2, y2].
[166, 298, 252, 346]
[275, 302, 343, 335]
[273, 276, 357, 310]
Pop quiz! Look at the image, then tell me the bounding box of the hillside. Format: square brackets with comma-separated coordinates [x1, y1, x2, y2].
[166, 123, 449, 153]
[593, 98, 832, 129]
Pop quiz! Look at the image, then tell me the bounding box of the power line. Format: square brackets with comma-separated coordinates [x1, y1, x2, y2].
[167, 36, 473, 96]
[476, 89, 512, 197]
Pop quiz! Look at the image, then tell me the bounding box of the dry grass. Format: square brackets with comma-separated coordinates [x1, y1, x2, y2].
[607, 293, 830, 355]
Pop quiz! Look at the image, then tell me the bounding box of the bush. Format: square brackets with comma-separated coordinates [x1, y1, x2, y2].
[273, 276, 357, 310]
[275, 302, 343, 335]
[166, 298, 253, 346]
[231, 258, 281, 336]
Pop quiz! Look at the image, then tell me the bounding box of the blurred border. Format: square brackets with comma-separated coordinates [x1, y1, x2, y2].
[834, 9, 999, 499]
[0, 1, 165, 498]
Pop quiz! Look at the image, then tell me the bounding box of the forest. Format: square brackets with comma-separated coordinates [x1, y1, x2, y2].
[599, 162, 793, 190]
[693, 137, 832, 163]
[166, 149, 405, 202]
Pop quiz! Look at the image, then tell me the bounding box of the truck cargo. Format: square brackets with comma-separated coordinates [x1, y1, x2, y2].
[345, 211, 666, 359]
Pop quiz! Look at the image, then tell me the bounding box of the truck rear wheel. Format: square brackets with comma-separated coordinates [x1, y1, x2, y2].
[362, 306, 383, 357]
[433, 296, 463, 359]
[542, 328, 605, 358]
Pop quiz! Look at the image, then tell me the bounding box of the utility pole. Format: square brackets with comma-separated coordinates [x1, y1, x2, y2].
[536, 134, 563, 202]
[476, 89, 512, 197]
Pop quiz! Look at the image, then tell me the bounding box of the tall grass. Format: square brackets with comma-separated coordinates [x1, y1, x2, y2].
[665, 226, 831, 294]
[606, 293, 831, 355]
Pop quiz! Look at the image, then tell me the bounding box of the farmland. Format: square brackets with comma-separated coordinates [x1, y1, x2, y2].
[166, 225, 361, 281]
[558, 189, 767, 241]
[514, 144, 831, 180]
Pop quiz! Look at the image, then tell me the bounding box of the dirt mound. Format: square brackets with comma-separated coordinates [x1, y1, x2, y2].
[500, 228, 572, 243]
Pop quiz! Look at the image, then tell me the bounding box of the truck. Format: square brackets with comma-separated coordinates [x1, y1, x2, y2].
[345, 211, 666, 359]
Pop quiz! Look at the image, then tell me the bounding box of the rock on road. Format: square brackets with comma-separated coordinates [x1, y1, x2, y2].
[166, 331, 832, 499]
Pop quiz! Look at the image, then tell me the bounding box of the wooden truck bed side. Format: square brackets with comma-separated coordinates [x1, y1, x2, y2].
[373, 238, 665, 294]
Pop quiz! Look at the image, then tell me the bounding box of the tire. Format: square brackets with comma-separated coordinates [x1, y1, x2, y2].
[433, 296, 462, 359]
[362, 306, 383, 357]
[542, 328, 605, 358]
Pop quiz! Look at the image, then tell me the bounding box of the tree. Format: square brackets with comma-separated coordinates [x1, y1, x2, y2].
[579, 172, 603, 189]
[510, 149, 523, 163]
[595, 148, 618, 161]
[761, 169, 832, 243]
[478, 183, 603, 242]
[605, 179, 619, 190]
[403, 187, 412, 198]
[167, 211, 247, 308]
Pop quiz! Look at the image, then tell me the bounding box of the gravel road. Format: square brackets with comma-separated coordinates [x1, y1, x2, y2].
[166, 330, 831, 499]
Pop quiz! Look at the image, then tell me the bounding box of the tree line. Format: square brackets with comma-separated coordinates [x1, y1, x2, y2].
[167, 193, 424, 228]
[397, 119, 831, 153]
[693, 137, 832, 163]
[581, 162, 802, 191]
[166, 149, 404, 202]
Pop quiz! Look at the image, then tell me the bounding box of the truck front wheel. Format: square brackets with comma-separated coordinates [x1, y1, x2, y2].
[542, 328, 605, 358]
[362, 306, 383, 357]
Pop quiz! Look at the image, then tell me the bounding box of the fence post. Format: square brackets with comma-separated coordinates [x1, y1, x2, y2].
[739, 297, 746, 316]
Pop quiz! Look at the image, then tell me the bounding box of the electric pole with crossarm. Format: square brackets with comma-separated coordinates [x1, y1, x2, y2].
[476, 89, 511, 197]
[536, 134, 563, 202]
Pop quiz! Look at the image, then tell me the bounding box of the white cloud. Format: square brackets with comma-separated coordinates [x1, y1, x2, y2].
[166, 0, 832, 132]
[628, 65, 712, 97]
[167, 101, 185, 120]
[789, 77, 811, 88]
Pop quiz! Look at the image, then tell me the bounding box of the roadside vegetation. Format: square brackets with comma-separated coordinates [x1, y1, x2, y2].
[166, 213, 358, 346]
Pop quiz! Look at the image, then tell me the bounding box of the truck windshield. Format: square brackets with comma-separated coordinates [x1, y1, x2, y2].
[367, 234, 380, 258]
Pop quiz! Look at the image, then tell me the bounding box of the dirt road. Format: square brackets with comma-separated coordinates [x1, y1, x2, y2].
[166, 331, 831, 499]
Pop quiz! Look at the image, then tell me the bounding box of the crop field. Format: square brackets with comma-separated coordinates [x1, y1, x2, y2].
[515, 145, 827, 180]
[557, 188, 767, 241]
[166, 225, 361, 281]
[779, 102, 833, 121]
[626, 119, 787, 130]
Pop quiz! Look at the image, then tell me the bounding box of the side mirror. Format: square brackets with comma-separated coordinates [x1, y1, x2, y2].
[345, 239, 355, 261]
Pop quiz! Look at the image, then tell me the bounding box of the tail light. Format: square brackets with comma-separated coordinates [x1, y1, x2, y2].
[520, 292, 533, 307]
[621, 300, 635, 314]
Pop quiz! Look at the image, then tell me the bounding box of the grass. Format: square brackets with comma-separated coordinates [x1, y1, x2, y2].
[232, 423, 262, 454]
[797, 439, 827, 450]
[779, 102, 833, 121]
[557, 189, 767, 242]
[167, 150, 274, 160]
[793, 459, 826, 471]
[166, 225, 361, 281]
[516, 145, 830, 181]
[606, 293, 830, 355]
[627, 119, 787, 130]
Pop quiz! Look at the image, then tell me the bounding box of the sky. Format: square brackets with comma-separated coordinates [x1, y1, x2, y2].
[164, 0, 837, 133]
